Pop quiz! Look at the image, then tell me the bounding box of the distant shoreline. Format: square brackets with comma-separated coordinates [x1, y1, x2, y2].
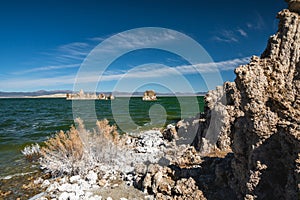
[0, 93, 206, 99]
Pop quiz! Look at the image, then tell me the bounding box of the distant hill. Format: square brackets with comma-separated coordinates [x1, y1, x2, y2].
[0, 90, 72, 98]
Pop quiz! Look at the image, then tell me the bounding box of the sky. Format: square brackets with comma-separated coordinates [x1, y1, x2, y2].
[0, 0, 287, 93]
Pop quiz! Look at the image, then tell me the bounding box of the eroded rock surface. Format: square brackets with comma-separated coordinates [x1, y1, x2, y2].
[189, 3, 300, 199]
[232, 7, 300, 199]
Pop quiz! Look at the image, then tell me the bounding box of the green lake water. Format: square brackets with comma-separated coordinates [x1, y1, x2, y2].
[0, 97, 204, 178]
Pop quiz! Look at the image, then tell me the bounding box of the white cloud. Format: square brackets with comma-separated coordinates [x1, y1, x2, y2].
[213, 30, 239, 43]
[57, 42, 91, 61]
[246, 13, 265, 30]
[213, 28, 249, 43]
[237, 28, 248, 37]
[2, 57, 251, 91]
[50, 29, 180, 63]
[13, 63, 80, 75]
[74, 56, 251, 82]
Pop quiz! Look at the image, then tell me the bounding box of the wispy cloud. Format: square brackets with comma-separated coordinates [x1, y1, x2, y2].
[237, 28, 247, 37]
[246, 13, 265, 30]
[56, 42, 92, 61]
[1, 56, 250, 91]
[213, 27, 249, 43]
[90, 29, 178, 54]
[100, 56, 251, 81]
[213, 30, 239, 43]
[13, 63, 80, 75]
[88, 36, 106, 42]
[47, 29, 179, 63]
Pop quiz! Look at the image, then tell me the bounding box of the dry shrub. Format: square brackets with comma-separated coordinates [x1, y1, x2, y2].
[40, 126, 84, 176]
[21, 143, 41, 161]
[96, 119, 119, 143]
[39, 118, 127, 176]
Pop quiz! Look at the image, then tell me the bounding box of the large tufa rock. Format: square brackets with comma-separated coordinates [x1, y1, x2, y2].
[231, 6, 300, 199]
[188, 1, 300, 199]
[190, 2, 300, 199]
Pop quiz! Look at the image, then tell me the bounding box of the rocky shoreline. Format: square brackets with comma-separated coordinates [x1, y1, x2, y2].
[1, 0, 299, 199]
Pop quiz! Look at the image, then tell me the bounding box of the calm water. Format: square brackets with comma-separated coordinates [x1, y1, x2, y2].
[0, 97, 204, 178]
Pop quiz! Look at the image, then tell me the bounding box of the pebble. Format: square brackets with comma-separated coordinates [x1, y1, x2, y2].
[89, 195, 103, 200]
[85, 191, 93, 198]
[59, 177, 68, 184]
[41, 180, 50, 188]
[58, 192, 71, 200]
[46, 181, 59, 192]
[70, 175, 81, 183]
[33, 177, 44, 184]
[86, 171, 98, 184]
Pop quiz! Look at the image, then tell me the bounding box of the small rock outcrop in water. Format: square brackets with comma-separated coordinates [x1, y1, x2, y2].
[190, 1, 300, 199]
[143, 90, 157, 101]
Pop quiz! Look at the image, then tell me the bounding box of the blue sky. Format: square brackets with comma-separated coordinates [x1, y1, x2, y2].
[0, 0, 286, 93]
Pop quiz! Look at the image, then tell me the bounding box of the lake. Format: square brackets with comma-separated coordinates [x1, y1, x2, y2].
[0, 97, 204, 178]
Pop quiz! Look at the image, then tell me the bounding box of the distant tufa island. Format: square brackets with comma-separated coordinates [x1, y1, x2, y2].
[66, 89, 115, 100]
[142, 90, 157, 101]
[67, 89, 158, 101]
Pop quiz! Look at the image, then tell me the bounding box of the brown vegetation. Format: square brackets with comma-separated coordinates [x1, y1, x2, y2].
[39, 118, 122, 176]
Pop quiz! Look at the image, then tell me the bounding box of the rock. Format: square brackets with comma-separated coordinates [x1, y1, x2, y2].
[58, 183, 80, 192]
[183, 1, 300, 199]
[174, 177, 206, 199]
[58, 192, 76, 200]
[41, 180, 50, 188]
[138, 163, 206, 199]
[78, 179, 91, 190]
[228, 5, 300, 199]
[92, 184, 100, 190]
[98, 179, 107, 187]
[143, 90, 157, 101]
[171, 146, 202, 167]
[28, 192, 46, 200]
[286, 0, 300, 13]
[162, 124, 178, 141]
[33, 177, 44, 185]
[46, 181, 60, 192]
[191, 82, 238, 153]
[89, 195, 102, 200]
[144, 195, 155, 200]
[69, 175, 81, 183]
[86, 171, 98, 185]
[85, 191, 93, 198]
[58, 176, 67, 184]
[75, 189, 84, 197]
